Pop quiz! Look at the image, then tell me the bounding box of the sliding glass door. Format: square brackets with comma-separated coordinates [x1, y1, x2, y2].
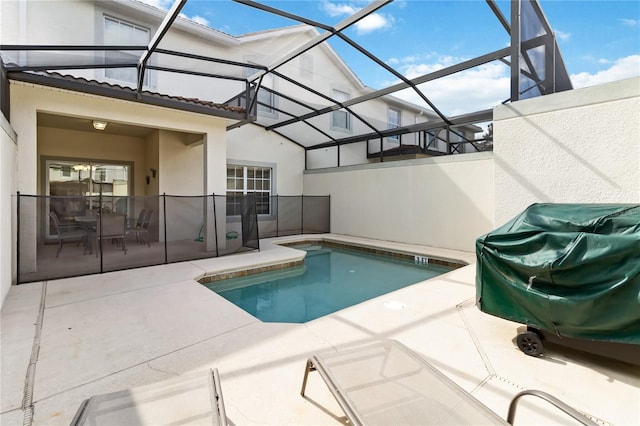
[46, 159, 131, 237]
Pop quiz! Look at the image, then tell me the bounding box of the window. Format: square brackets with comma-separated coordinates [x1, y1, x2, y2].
[47, 160, 130, 198]
[46, 159, 131, 237]
[387, 107, 401, 142]
[331, 89, 351, 131]
[104, 16, 149, 86]
[246, 59, 277, 118]
[226, 165, 272, 216]
[257, 72, 277, 117]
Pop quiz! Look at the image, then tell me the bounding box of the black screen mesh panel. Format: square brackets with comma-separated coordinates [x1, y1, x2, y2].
[16, 193, 328, 283]
[240, 194, 260, 250]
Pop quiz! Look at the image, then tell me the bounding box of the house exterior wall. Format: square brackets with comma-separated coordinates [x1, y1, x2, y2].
[227, 124, 304, 196]
[0, 0, 94, 44]
[10, 82, 227, 274]
[493, 77, 640, 226]
[11, 82, 227, 195]
[1, 114, 17, 306]
[158, 131, 205, 195]
[158, 130, 212, 245]
[303, 152, 495, 252]
[151, 26, 244, 102]
[339, 142, 368, 167]
[145, 131, 161, 196]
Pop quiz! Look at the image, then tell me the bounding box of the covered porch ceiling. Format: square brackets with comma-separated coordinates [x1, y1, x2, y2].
[38, 112, 156, 138]
[0, 0, 572, 151]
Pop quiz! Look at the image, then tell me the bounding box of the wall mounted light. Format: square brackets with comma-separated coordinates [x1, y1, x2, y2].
[92, 120, 108, 131]
[150, 168, 157, 178]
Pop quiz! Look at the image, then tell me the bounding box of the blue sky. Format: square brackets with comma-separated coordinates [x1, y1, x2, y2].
[144, 0, 640, 114]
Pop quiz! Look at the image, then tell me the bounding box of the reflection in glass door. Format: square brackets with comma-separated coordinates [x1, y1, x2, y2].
[46, 160, 131, 237]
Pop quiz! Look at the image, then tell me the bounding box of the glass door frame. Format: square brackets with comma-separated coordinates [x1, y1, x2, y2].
[41, 156, 135, 241]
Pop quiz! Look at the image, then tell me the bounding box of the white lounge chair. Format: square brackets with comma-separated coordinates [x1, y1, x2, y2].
[301, 340, 596, 425]
[71, 368, 227, 426]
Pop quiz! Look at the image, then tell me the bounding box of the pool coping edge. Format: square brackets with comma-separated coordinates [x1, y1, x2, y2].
[197, 235, 468, 285]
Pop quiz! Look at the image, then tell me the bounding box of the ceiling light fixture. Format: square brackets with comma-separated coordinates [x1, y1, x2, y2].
[92, 120, 108, 131]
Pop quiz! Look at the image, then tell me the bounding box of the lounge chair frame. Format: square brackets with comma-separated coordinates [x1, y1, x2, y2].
[301, 340, 597, 426]
[70, 368, 227, 426]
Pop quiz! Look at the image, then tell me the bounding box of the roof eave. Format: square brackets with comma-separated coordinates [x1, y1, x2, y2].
[8, 71, 247, 121]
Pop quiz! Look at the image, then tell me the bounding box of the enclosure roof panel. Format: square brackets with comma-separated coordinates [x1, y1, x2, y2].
[0, 0, 572, 149]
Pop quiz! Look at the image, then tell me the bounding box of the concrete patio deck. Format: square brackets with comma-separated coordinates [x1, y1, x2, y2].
[1, 235, 639, 425]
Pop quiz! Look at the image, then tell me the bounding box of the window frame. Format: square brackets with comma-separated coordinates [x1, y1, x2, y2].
[387, 107, 401, 142]
[102, 15, 151, 88]
[256, 72, 278, 119]
[41, 156, 134, 241]
[245, 58, 278, 119]
[226, 162, 276, 219]
[331, 88, 352, 133]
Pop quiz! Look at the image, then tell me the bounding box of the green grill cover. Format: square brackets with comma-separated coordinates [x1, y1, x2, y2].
[476, 203, 640, 344]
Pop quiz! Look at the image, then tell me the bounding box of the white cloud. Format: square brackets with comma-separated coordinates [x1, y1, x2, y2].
[391, 53, 435, 65]
[189, 15, 210, 26]
[178, 12, 210, 27]
[554, 29, 570, 41]
[355, 13, 393, 34]
[322, 2, 358, 17]
[398, 55, 458, 75]
[136, 0, 173, 10]
[387, 54, 639, 116]
[389, 57, 510, 116]
[620, 18, 639, 27]
[139, 1, 210, 27]
[322, 1, 393, 34]
[571, 55, 640, 88]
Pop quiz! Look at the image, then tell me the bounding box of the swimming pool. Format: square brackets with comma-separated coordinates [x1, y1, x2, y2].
[205, 244, 454, 323]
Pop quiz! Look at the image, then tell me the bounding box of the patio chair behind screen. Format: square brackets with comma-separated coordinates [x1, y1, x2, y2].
[96, 213, 127, 256]
[49, 211, 90, 257]
[126, 208, 154, 247]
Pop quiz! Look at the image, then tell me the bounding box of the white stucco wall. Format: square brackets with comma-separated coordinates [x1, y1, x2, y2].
[159, 130, 209, 244]
[1, 114, 17, 306]
[227, 124, 305, 195]
[493, 77, 640, 226]
[303, 152, 495, 252]
[1, 0, 94, 45]
[158, 131, 205, 195]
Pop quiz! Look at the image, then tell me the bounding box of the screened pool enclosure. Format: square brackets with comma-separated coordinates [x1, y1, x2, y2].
[2, 0, 572, 281]
[1, 0, 572, 165]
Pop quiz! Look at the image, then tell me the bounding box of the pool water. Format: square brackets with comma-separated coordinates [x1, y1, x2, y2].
[206, 245, 453, 323]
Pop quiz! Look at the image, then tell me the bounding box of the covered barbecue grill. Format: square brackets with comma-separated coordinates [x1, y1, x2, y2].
[475, 203, 640, 365]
